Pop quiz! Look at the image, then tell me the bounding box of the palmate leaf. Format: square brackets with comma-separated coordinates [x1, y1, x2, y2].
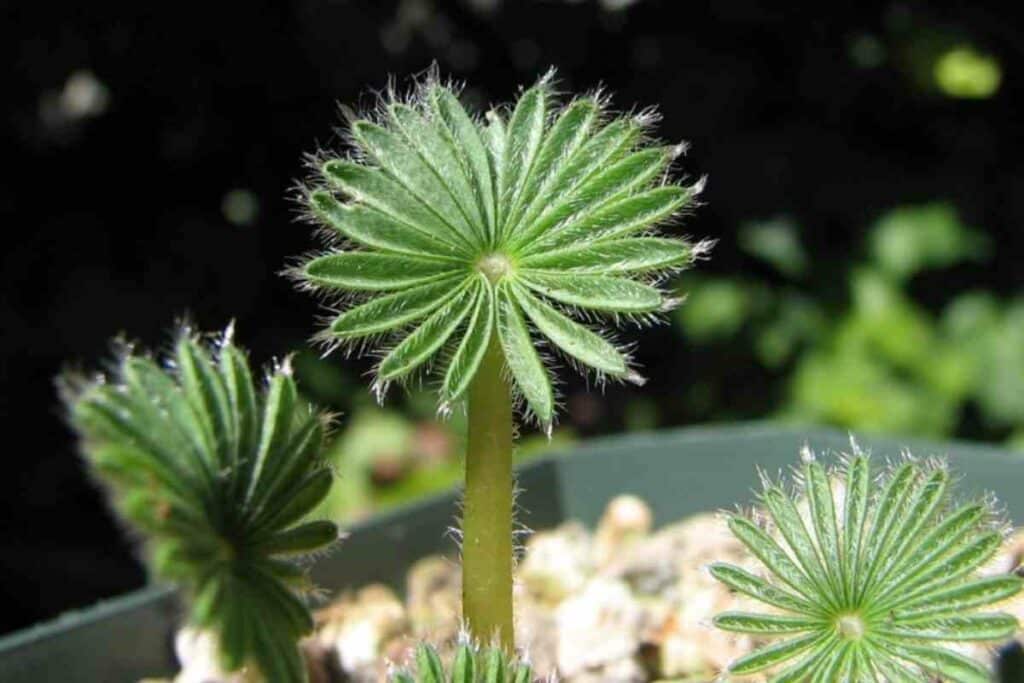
[61, 326, 338, 683]
[712, 443, 1023, 682]
[298, 70, 704, 427]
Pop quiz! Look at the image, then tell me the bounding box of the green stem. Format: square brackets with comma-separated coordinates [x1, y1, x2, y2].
[462, 336, 515, 650]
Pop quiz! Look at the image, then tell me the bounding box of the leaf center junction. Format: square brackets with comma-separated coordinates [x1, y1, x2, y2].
[836, 613, 866, 640]
[476, 253, 513, 284]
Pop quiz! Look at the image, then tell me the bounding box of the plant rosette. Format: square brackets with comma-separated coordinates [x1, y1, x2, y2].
[294, 69, 707, 647]
[711, 443, 1023, 682]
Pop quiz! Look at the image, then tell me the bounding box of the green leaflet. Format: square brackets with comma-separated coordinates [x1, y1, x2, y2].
[728, 631, 821, 675]
[352, 120, 478, 246]
[328, 276, 466, 339]
[526, 146, 673, 245]
[249, 566, 315, 636]
[77, 375, 202, 498]
[707, 563, 818, 615]
[377, 280, 476, 381]
[429, 85, 497, 240]
[760, 486, 839, 611]
[219, 342, 258, 471]
[483, 111, 507, 235]
[876, 640, 991, 683]
[508, 117, 642, 250]
[867, 468, 949, 596]
[442, 276, 495, 406]
[713, 611, 820, 634]
[389, 103, 486, 241]
[496, 285, 553, 426]
[519, 271, 663, 313]
[815, 643, 856, 683]
[511, 281, 631, 378]
[323, 160, 473, 255]
[499, 79, 548, 241]
[64, 329, 337, 683]
[120, 355, 219, 484]
[727, 516, 816, 601]
[250, 469, 333, 534]
[176, 336, 233, 468]
[245, 370, 297, 506]
[772, 635, 839, 683]
[247, 411, 323, 512]
[415, 643, 445, 681]
[451, 643, 474, 681]
[484, 647, 505, 683]
[389, 642, 531, 683]
[251, 520, 337, 556]
[841, 455, 870, 605]
[890, 576, 1023, 622]
[867, 646, 926, 683]
[529, 185, 691, 254]
[857, 463, 918, 599]
[877, 613, 1019, 641]
[303, 251, 460, 291]
[870, 502, 986, 604]
[803, 461, 842, 598]
[894, 532, 1003, 602]
[309, 190, 461, 259]
[519, 237, 691, 273]
[117, 358, 216, 491]
[505, 97, 599, 236]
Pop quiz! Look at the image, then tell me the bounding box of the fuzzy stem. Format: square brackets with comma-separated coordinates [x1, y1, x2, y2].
[462, 336, 515, 651]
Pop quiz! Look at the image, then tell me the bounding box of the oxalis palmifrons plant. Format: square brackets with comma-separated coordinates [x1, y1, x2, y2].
[711, 442, 1023, 682]
[60, 326, 339, 683]
[292, 69, 707, 648]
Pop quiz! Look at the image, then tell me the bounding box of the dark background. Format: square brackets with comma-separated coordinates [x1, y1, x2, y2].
[3, 0, 1021, 635]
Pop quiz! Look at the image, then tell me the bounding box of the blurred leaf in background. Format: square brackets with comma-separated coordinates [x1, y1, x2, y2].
[738, 216, 809, 279]
[868, 202, 990, 281]
[677, 202, 1023, 449]
[675, 277, 764, 343]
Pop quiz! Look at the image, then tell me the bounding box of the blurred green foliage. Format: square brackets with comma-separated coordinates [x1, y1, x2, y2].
[677, 201, 1023, 446]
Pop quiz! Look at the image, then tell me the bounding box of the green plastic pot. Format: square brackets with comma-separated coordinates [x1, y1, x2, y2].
[2, 423, 1022, 681]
